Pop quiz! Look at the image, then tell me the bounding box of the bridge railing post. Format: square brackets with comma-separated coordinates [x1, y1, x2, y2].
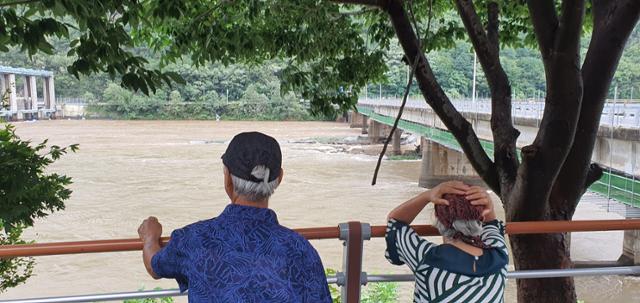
[337, 221, 371, 303]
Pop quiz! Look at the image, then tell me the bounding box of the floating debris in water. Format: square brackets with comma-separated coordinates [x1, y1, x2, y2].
[189, 140, 226, 145]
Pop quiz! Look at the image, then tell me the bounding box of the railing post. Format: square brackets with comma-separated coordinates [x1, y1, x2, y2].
[337, 221, 371, 303]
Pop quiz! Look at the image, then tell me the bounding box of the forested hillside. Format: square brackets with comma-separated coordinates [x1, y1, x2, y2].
[376, 25, 640, 100]
[1, 26, 638, 120]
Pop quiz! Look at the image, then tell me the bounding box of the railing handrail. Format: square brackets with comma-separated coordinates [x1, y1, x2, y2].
[2, 219, 640, 258]
[2, 219, 640, 303]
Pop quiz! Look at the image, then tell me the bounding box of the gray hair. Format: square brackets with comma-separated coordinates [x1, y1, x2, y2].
[230, 165, 280, 202]
[434, 218, 483, 239]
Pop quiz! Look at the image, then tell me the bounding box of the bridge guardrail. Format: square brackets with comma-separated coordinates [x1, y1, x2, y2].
[358, 98, 640, 129]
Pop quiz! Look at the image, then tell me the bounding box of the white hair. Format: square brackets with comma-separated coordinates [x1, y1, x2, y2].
[231, 165, 280, 202]
[434, 219, 483, 239]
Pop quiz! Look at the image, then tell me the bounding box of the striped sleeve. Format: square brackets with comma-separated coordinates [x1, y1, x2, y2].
[481, 220, 508, 256]
[385, 219, 434, 272]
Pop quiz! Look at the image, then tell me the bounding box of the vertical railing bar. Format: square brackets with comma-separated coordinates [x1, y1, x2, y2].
[338, 223, 349, 302]
[633, 144, 637, 208]
[608, 101, 614, 211]
[346, 222, 363, 303]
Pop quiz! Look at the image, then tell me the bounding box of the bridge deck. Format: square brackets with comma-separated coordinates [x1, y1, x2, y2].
[357, 105, 640, 213]
[360, 98, 640, 129]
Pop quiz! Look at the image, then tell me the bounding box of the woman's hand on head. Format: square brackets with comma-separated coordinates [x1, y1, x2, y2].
[466, 186, 496, 222]
[429, 181, 471, 205]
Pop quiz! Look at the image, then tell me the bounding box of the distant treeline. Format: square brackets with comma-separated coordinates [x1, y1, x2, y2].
[86, 81, 318, 121]
[1, 26, 638, 120]
[376, 25, 640, 100]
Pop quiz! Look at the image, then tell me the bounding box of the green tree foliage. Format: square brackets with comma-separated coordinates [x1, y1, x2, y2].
[377, 27, 639, 100]
[86, 78, 316, 120]
[614, 25, 640, 99]
[361, 282, 399, 303]
[0, 0, 388, 116]
[0, 45, 325, 120]
[0, 124, 77, 292]
[0, 0, 183, 94]
[0, 0, 637, 113]
[0, 220, 33, 292]
[0, 124, 78, 230]
[0, 4, 640, 119]
[123, 298, 173, 303]
[122, 288, 175, 303]
[324, 268, 398, 303]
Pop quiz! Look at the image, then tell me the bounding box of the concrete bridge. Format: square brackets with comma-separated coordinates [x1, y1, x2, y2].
[352, 98, 640, 265]
[0, 66, 57, 120]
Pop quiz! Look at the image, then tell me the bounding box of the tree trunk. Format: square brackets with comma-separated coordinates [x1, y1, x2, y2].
[369, 0, 640, 302]
[509, 233, 576, 303]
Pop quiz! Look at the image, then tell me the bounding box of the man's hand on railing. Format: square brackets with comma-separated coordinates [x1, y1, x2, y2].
[138, 216, 163, 279]
[138, 216, 162, 242]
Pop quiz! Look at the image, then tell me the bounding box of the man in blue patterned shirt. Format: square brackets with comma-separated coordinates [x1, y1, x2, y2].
[137, 132, 332, 302]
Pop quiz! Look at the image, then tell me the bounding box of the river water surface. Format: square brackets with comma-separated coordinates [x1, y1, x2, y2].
[3, 120, 640, 302]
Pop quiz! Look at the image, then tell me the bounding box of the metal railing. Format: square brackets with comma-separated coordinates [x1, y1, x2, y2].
[1, 219, 640, 303]
[4, 267, 640, 303]
[358, 98, 640, 129]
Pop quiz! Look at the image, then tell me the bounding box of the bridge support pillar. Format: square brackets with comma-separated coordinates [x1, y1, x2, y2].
[45, 76, 56, 118]
[350, 111, 367, 129]
[392, 129, 402, 155]
[620, 207, 640, 265]
[5, 73, 19, 120]
[361, 116, 368, 135]
[27, 76, 38, 119]
[368, 120, 385, 144]
[419, 137, 485, 188]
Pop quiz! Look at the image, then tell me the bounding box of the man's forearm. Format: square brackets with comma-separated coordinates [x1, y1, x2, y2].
[387, 191, 431, 224]
[142, 239, 162, 279]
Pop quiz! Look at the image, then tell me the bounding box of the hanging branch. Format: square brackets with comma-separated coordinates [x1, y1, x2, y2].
[371, 0, 433, 185]
[371, 54, 420, 185]
[384, 0, 500, 192]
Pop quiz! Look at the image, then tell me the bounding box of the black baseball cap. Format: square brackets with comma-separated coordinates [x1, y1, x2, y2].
[221, 132, 282, 183]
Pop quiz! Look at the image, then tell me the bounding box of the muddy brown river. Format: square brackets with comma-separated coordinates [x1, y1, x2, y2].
[2, 120, 639, 302]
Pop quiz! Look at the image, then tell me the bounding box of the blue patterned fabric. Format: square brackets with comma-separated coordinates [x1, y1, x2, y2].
[151, 204, 332, 303]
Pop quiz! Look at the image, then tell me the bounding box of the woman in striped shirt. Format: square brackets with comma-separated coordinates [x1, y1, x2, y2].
[385, 181, 508, 303]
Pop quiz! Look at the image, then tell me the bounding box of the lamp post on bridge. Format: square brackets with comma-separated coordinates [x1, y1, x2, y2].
[472, 52, 478, 130]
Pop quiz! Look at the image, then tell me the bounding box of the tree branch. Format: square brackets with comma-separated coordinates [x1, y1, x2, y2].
[529, 0, 585, 168]
[549, 0, 640, 218]
[584, 164, 604, 189]
[509, 0, 586, 220]
[555, 0, 585, 56]
[526, 0, 558, 64]
[329, 0, 384, 8]
[384, 0, 500, 193]
[372, 52, 420, 185]
[454, 0, 519, 191]
[0, 0, 40, 7]
[486, 2, 499, 52]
